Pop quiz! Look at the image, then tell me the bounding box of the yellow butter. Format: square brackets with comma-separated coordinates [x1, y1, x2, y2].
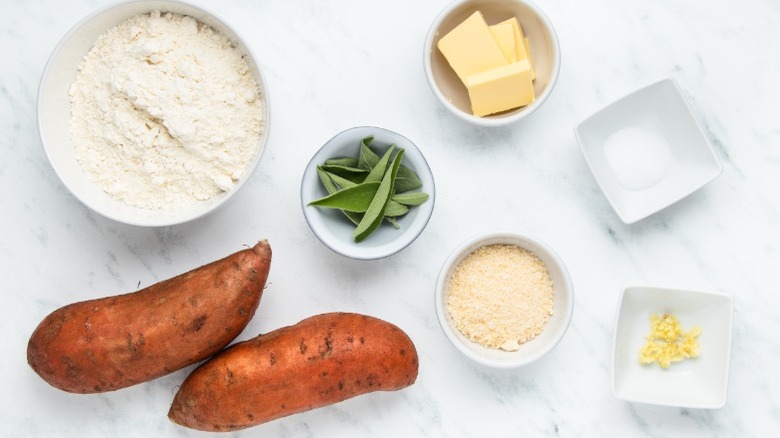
[488, 22, 517, 63]
[465, 60, 535, 117]
[437, 11, 508, 84]
[524, 37, 536, 81]
[496, 17, 535, 81]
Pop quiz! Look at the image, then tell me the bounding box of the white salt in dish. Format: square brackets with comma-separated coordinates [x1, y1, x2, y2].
[603, 123, 673, 191]
[574, 78, 722, 224]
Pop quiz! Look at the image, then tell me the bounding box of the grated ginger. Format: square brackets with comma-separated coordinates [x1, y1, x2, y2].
[638, 313, 701, 368]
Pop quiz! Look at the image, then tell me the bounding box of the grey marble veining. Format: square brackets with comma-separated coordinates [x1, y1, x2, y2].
[2, 0, 780, 436]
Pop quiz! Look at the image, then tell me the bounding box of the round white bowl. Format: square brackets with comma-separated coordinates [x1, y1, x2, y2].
[435, 231, 573, 367]
[424, 0, 560, 126]
[301, 126, 435, 260]
[38, 0, 270, 226]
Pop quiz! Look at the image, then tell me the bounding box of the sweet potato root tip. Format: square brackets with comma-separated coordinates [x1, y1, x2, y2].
[252, 240, 271, 258]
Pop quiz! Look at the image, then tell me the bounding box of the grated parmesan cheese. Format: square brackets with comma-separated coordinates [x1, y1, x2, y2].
[447, 244, 554, 351]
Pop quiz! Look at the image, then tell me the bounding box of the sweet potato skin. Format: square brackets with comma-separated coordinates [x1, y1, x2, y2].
[168, 312, 418, 432]
[27, 241, 272, 394]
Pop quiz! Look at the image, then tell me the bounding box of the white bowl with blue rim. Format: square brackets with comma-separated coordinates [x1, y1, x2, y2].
[300, 126, 435, 260]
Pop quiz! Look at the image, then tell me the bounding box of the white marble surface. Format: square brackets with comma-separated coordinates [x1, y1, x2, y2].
[2, 0, 780, 436]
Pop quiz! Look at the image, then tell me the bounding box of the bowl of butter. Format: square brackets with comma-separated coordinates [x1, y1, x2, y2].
[424, 0, 560, 126]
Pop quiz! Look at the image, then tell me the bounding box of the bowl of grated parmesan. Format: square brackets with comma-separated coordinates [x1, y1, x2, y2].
[38, 0, 269, 226]
[435, 231, 573, 368]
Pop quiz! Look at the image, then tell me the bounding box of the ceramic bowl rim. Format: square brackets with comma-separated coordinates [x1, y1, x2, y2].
[435, 230, 574, 368]
[300, 125, 436, 261]
[423, 0, 561, 126]
[37, 0, 271, 227]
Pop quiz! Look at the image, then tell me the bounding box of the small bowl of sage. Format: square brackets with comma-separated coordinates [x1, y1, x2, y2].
[301, 126, 435, 260]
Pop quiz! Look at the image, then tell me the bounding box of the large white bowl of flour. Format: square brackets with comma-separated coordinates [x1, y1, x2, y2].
[38, 0, 269, 226]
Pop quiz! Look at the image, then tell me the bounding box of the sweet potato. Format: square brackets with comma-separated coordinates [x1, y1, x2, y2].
[27, 241, 272, 394]
[168, 312, 418, 431]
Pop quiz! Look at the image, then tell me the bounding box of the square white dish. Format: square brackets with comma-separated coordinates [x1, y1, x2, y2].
[612, 286, 733, 409]
[575, 78, 722, 224]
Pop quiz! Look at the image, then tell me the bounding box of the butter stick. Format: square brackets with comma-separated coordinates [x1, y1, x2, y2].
[437, 11, 508, 84]
[465, 60, 535, 117]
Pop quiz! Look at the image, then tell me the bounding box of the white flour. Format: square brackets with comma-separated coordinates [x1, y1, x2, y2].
[69, 11, 264, 210]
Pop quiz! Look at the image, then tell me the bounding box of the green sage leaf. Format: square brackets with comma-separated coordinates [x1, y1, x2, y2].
[353, 150, 404, 242]
[391, 191, 429, 206]
[308, 182, 381, 212]
[364, 145, 395, 184]
[325, 171, 358, 189]
[385, 216, 401, 229]
[316, 166, 339, 194]
[319, 164, 369, 184]
[343, 211, 363, 226]
[384, 200, 409, 217]
[358, 136, 379, 170]
[393, 165, 423, 193]
[325, 157, 359, 167]
[317, 167, 362, 225]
